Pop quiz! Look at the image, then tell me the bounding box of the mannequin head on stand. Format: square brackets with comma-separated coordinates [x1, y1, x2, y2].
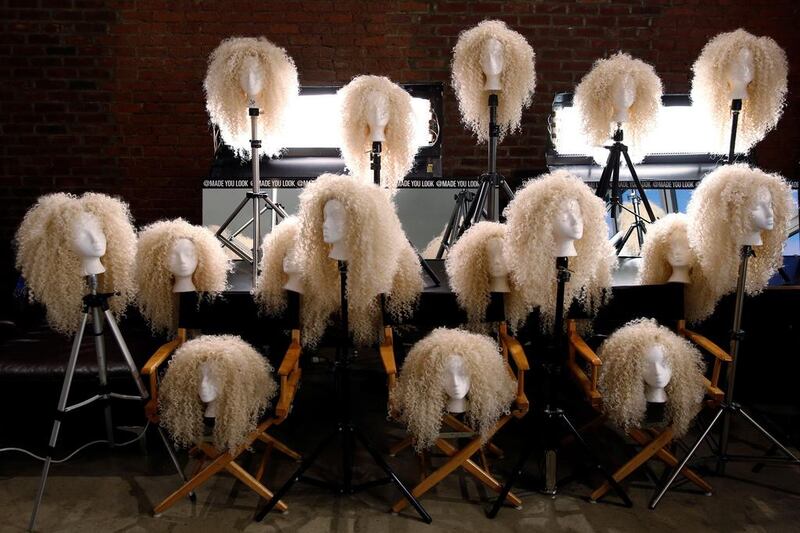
[391, 328, 516, 451]
[691, 29, 788, 154]
[256, 216, 303, 316]
[159, 335, 277, 451]
[15, 192, 137, 335]
[294, 174, 422, 347]
[451, 19, 536, 143]
[610, 73, 637, 124]
[204, 36, 299, 157]
[135, 219, 230, 334]
[597, 319, 706, 438]
[687, 164, 794, 301]
[503, 170, 615, 331]
[337, 75, 421, 190]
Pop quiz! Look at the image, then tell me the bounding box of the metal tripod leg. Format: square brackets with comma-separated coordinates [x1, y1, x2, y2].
[91, 307, 114, 445]
[620, 148, 656, 222]
[156, 426, 196, 502]
[486, 438, 536, 518]
[29, 313, 88, 531]
[103, 310, 148, 399]
[736, 406, 800, 465]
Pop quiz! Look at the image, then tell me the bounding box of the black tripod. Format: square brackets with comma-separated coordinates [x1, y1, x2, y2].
[254, 261, 431, 523]
[612, 192, 648, 255]
[595, 126, 656, 254]
[438, 94, 515, 255]
[487, 257, 632, 518]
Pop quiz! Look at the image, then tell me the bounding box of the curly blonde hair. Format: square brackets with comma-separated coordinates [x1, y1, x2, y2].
[574, 52, 663, 153]
[598, 318, 706, 438]
[159, 335, 277, 452]
[391, 327, 516, 451]
[14, 192, 137, 335]
[337, 75, 420, 190]
[445, 221, 524, 329]
[254, 216, 301, 316]
[687, 164, 794, 301]
[638, 214, 717, 323]
[204, 36, 299, 157]
[691, 29, 788, 154]
[451, 20, 536, 143]
[503, 170, 616, 331]
[296, 173, 422, 347]
[134, 219, 230, 334]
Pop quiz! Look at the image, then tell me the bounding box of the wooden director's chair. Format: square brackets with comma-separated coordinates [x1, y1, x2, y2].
[566, 283, 731, 502]
[142, 292, 304, 515]
[380, 293, 530, 514]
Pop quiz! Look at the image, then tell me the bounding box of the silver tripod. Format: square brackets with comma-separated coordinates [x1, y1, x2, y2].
[28, 275, 188, 530]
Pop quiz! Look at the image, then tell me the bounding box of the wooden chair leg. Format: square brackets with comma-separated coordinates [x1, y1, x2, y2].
[590, 427, 674, 502]
[390, 435, 414, 457]
[154, 451, 234, 515]
[443, 415, 504, 457]
[224, 461, 288, 513]
[256, 433, 301, 462]
[255, 441, 272, 484]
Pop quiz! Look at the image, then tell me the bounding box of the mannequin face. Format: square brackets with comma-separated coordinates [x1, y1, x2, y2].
[198, 362, 220, 404]
[365, 90, 390, 142]
[167, 238, 198, 279]
[71, 212, 107, 259]
[553, 198, 584, 242]
[643, 344, 672, 390]
[747, 186, 774, 233]
[611, 73, 636, 124]
[322, 199, 347, 245]
[443, 354, 471, 401]
[726, 47, 755, 100]
[485, 237, 509, 277]
[666, 231, 691, 268]
[238, 55, 265, 101]
[480, 37, 504, 91]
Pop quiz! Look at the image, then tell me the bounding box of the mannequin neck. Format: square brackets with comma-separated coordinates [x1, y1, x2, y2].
[328, 240, 349, 261]
[484, 74, 501, 92]
[667, 265, 690, 284]
[644, 384, 667, 403]
[489, 274, 510, 293]
[447, 397, 467, 414]
[554, 239, 577, 258]
[739, 231, 763, 246]
[204, 399, 218, 418]
[283, 273, 304, 294]
[81, 257, 106, 276]
[172, 275, 196, 293]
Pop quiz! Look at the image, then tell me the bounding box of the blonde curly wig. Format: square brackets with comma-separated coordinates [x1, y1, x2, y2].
[255, 216, 301, 316]
[451, 20, 536, 143]
[391, 327, 516, 451]
[687, 164, 794, 301]
[14, 192, 137, 335]
[337, 75, 420, 190]
[638, 214, 717, 323]
[159, 335, 277, 452]
[574, 53, 663, 152]
[134, 219, 230, 334]
[691, 29, 788, 154]
[503, 170, 616, 331]
[204, 36, 299, 157]
[598, 318, 706, 438]
[445, 221, 524, 329]
[296, 173, 422, 347]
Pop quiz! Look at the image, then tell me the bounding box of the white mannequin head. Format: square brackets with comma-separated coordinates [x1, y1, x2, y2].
[322, 199, 349, 260]
[238, 55, 265, 102]
[666, 230, 691, 284]
[442, 354, 471, 413]
[725, 46, 755, 101]
[643, 344, 671, 403]
[485, 236, 510, 293]
[552, 197, 583, 257]
[198, 361, 221, 418]
[480, 37, 504, 91]
[166, 237, 198, 293]
[70, 211, 107, 275]
[282, 244, 304, 294]
[365, 90, 390, 143]
[740, 185, 774, 246]
[611, 72, 637, 124]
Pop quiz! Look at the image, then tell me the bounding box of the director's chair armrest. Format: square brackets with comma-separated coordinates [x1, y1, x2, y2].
[497, 323, 529, 416]
[379, 326, 398, 389]
[276, 329, 302, 422]
[679, 323, 732, 393]
[141, 328, 187, 422]
[567, 320, 602, 409]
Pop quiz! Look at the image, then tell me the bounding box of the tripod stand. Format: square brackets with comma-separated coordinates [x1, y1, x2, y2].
[611, 192, 648, 255]
[438, 94, 515, 254]
[29, 275, 163, 530]
[215, 102, 288, 289]
[487, 257, 632, 518]
[254, 261, 431, 523]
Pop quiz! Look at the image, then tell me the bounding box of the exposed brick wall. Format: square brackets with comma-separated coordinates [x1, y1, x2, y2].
[1, 0, 798, 300]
